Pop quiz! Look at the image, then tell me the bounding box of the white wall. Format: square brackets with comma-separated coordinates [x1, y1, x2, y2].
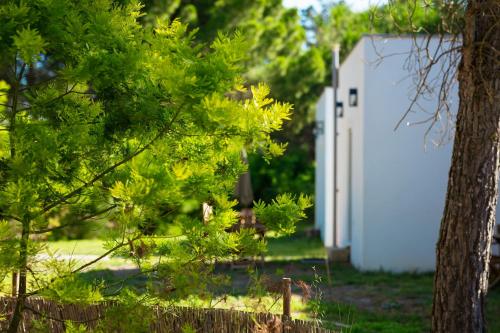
[359, 36, 457, 272]
[337, 40, 366, 268]
[315, 88, 335, 248]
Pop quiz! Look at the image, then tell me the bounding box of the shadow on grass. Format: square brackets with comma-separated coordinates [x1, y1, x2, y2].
[74, 231, 500, 333]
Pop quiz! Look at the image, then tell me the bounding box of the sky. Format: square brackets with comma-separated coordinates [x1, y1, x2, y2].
[283, 0, 388, 12]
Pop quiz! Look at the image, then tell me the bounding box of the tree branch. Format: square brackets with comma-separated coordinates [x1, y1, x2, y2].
[0, 213, 22, 222]
[31, 204, 117, 234]
[38, 108, 183, 217]
[71, 237, 139, 274]
[16, 83, 77, 114]
[18, 75, 58, 92]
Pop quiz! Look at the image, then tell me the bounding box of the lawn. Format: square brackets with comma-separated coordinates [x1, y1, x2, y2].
[46, 239, 108, 256]
[38, 233, 500, 333]
[44, 233, 327, 261]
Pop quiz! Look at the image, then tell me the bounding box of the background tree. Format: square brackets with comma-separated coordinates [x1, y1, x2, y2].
[135, 0, 325, 205]
[0, 1, 310, 332]
[307, 0, 441, 59]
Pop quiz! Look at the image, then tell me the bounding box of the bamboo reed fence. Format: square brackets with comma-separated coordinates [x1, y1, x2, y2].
[0, 297, 334, 333]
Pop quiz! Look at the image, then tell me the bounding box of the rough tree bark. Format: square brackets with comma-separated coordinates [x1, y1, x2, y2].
[432, 1, 500, 332]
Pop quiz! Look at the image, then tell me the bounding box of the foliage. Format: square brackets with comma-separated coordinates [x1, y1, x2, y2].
[249, 146, 315, 205]
[64, 322, 88, 333]
[140, 0, 306, 73]
[41, 274, 104, 305]
[0, 1, 310, 331]
[181, 324, 196, 333]
[308, 0, 441, 59]
[0, 81, 9, 108]
[137, 0, 324, 203]
[254, 194, 312, 236]
[96, 291, 157, 332]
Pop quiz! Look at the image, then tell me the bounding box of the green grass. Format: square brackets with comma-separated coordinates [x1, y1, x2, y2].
[174, 294, 311, 320]
[318, 301, 427, 333]
[266, 235, 326, 261]
[486, 288, 500, 332]
[46, 239, 107, 256]
[43, 234, 327, 265]
[43, 239, 133, 269]
[42, 234, 500, 333]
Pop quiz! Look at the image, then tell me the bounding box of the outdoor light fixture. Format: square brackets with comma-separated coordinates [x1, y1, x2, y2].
[349, 88, 358, 107]
[313, 120, 324, 137]
[336, 101, 344, 118]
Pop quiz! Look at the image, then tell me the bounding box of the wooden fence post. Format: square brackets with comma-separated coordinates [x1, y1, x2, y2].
[282, 277, 291, 320]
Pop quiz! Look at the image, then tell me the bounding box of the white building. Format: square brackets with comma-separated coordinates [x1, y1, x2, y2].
[315, 35, 498, 272]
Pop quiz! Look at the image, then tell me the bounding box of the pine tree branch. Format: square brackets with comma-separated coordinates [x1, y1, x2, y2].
[18, 75, 58, 92]
[71, 237, 139, 274]
[0, 213, 22, 222]
[16, 83, 77, 114]
[37, 108, 182, 217]
[23, 235, 141, 298]
[31, 204, 117, 234]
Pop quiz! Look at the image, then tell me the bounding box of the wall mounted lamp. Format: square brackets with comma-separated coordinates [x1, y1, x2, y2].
[336, 101, 344, 118]
[349, 88, 358, 107]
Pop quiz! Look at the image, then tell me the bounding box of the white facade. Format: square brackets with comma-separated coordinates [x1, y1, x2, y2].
[315, 36, 498, 272]
[314, 88, 335, 248]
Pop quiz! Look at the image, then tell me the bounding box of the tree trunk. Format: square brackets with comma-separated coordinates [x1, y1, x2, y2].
[431, 1, 500, 332]
[11, 272, 18, 296]
[7, 220, 30, 333]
